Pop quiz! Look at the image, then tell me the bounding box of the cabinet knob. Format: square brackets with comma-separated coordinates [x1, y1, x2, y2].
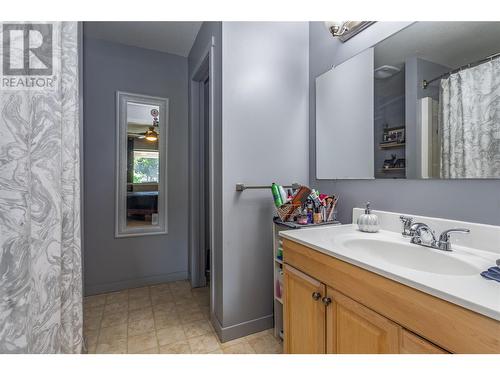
[312, 292, 322, 301]
[322, 296, 332, 306]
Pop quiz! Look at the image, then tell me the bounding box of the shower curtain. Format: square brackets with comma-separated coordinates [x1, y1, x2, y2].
[0, 22, 82, 353]
[439, 57, 500, 178]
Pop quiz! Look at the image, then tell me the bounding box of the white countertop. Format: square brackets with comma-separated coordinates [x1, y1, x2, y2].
[280, 223, 500, 321]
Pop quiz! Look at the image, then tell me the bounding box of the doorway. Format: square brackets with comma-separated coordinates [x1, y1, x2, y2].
[189, 44, 214, 292]
[202, 78, 211, 284]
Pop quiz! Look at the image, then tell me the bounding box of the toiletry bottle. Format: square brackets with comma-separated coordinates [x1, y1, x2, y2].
[297, 209, 308, 225]
[309, 190, 322, 207]
[278, 185, 288, 203]
[307, 199, 313, 212]
[306, 201, 313, 223]
[357, 202, 379, 233]
[271, 183, 283, 208]
[313, 207, 322, 224]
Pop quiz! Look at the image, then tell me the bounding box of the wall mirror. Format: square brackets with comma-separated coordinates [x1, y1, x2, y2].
[116, 92, 169, 237]
[316, 21, 500, 179]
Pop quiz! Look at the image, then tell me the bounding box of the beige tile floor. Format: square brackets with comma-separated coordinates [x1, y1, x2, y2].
[83, 280, 283, 354]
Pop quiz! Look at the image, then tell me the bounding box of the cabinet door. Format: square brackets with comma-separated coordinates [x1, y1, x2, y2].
[284, 264, 326, 354]
[327, 289, 400, 353]
[400, 329, 448, 354]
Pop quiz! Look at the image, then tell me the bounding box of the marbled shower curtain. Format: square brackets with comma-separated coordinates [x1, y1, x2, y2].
[0, 22, 82, 353]
[440, 57, 500, 178]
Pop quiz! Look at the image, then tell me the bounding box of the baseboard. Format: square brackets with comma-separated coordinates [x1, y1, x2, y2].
[211, 313, 274, 343]
[84, 271, 189, 296]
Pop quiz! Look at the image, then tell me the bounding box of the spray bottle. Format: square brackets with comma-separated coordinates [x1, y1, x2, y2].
[271, 183, 283, 208]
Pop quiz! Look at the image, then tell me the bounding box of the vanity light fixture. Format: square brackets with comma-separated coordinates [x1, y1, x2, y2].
[325, 21, 349, 37]
[324, 21, 375, 42]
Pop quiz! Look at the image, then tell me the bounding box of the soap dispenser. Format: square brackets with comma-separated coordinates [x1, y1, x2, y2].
[357, 202, 379, 233]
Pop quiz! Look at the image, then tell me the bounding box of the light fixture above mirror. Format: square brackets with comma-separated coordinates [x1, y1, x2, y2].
[324, 21, 375, 42]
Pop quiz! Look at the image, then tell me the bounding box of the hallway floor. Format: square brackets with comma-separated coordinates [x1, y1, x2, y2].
[83, 280, 283, 354]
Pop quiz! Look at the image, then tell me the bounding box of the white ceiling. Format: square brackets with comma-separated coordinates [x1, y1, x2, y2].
[375, 22, 500, 69]
[84, 22, 202, 57]
[127, 102, 159, 125]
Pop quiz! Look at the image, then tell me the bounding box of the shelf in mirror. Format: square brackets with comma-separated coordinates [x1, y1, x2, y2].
[380, 142, 405, 149]
[381, 168, 406, 172]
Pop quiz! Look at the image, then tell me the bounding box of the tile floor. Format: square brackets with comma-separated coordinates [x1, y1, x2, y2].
[83, 280, 283, 354]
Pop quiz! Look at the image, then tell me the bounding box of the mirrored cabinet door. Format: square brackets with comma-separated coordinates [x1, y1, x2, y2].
[116, 91, 169, 237]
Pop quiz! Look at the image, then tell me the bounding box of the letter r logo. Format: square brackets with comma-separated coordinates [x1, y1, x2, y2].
[3, 23, 53, 76]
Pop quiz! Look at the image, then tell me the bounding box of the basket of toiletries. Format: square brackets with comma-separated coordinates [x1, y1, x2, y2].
[271, 183, 339, 225]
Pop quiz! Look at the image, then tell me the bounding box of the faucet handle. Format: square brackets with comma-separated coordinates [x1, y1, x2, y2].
[438, 228, 470, 242]
[400, 215, 413, 225]
[400, 216, 413, 237]
[437, 228, 470, 251]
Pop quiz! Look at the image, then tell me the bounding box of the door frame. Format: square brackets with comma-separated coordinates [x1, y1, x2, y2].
[188, 38, 215, 291]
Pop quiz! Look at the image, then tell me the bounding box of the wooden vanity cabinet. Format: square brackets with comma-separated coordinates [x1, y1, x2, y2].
[282, 238, 500, 354]
[283, 265, 326, 354]
[326, 289, 400, 354]
[284, 264, 447, 354]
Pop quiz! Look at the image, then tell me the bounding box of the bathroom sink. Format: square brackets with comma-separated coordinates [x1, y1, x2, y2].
[339, 237, 480, 276]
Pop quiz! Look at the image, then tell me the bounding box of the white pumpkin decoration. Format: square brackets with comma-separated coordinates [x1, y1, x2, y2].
[357, 202, 379, 233]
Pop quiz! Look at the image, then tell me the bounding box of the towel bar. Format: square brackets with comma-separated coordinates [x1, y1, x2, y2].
[235, 183, 301, 192]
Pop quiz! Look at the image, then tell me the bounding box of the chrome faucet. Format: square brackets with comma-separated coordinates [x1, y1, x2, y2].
[409, 222, 436, 247]
[400, 216, 470, 252]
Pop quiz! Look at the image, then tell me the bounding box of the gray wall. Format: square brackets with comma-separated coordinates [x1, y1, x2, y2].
[187, 22, 224, 326]
[220, 22, 309, 340]
[83, 35, 189, 295]
[309, 21, 500, 226]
